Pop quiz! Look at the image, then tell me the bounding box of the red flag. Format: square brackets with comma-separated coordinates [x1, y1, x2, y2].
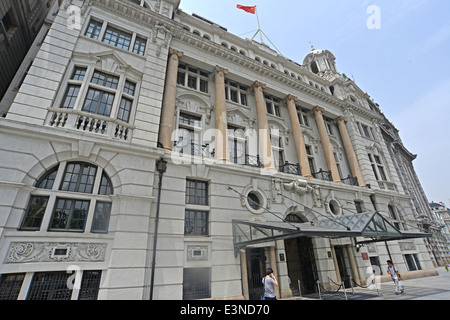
[237, 5, 256, 14]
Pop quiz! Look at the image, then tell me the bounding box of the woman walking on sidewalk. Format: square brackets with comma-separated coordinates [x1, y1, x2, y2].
[387, 260, 405, 295]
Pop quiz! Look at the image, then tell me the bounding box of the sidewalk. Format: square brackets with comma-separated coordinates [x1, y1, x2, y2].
[288, 267, 450, 300]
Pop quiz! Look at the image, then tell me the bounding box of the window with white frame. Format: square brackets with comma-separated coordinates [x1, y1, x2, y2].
[296, 105, 310, 127]
[177, 63, 209, 94]
[368, 153, 388, 181]
[264, 94, 281, 117]
[19, 162, 113, 233]
[225, 80, 248, 106]
[358, 122, 374, 139]
[271, 129, 284, 169]
[85, 18, 147, 56]
[58, 65, 137, 124]
[306, 145, 316, 173]
[227, 124, 246, 164]
[174, 112, 202, 156]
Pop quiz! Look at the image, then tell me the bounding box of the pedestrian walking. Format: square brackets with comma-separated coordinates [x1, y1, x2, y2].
[261, 268, 278, 300]
[387, 260, 404, 295]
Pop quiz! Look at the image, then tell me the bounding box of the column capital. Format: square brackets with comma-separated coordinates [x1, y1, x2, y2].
[334, 116, 348, 124]
[283, 94, 298, 105]
[311, 106, 325, 115]
[250, 81, 267, 94]
[169, 48, 183, 59]
[214, 66, 229, 78]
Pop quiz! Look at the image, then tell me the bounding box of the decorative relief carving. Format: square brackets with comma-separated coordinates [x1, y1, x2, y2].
[6, 242, 107, 264]
[186, 245, 209, 262]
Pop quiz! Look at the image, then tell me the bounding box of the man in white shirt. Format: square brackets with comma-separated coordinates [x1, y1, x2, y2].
[387, 260, 405, 294]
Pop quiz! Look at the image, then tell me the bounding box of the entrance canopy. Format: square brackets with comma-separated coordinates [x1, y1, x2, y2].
[232, 212, 431, 256]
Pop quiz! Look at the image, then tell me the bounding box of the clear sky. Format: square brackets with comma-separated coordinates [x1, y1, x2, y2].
[178, 0, 450, 206]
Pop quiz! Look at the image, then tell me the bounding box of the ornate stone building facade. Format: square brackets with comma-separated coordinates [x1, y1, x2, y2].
[0, 0, 437, 300]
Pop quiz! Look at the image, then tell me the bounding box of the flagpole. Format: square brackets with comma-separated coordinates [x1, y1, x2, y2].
[256, 6, 262, 43]
[251, 6, 263, 43]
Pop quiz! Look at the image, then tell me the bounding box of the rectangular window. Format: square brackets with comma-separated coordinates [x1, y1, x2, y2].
[103, 26, 132, 51]
[184, 210, 208, 236]
[228, 125, 246, 164]
[91, 202, 112, 233]
[91, 71, 119, 89]
[123, 80, 136, 96]
[0, 273, 25, 300]
[186, 180, 208, 205]
[78, 271, 102, 300]
[72, 67, 87, 81]
[20, 196, 49, 230]
[60, 85, 80, 109]
[183, 268, 211, 300]
[85, 20, 103, 40]
[82, 88, 115, 117]
[49, 198, 90, 231]
[265, 94, 282, 117]
[117, 98, 132, 122]
[133, 36, 146, 56]
[368, 153, 388, 181]
[27, 272, 73, 300]
[354, 200, 364, 213]
[177, 63, 209, 93]
[60, 163, 97, 194]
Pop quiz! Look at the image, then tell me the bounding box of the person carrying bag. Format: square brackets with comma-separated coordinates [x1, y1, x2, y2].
[387, 260, 405, 295]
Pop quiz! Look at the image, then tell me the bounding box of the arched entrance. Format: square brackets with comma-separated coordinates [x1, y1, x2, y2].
[284, 213, 318, 296]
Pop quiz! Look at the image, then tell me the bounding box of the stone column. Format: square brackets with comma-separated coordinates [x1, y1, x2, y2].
[311, 106, 341, 183]
[346, 245, 361, 285]
[240, 249, 249, 300]
[284, 95, 312, 177]
[214, 66, 229, 162]
[335, 116, 366, 186]
[250, 81, 275, 170]
[158, 48, 183, 150]
[269, 246, 280, 298]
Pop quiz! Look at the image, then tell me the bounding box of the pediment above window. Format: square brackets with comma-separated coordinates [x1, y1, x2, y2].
[176, 94, 212, 124]
[72, 51, 143, 79]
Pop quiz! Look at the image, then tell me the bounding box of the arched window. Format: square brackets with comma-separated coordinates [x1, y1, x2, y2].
[20, 162, 113, 233]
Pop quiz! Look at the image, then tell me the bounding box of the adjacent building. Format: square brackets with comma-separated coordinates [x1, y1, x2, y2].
[0, 0, 438, 300]
[0, 0, 60, 108]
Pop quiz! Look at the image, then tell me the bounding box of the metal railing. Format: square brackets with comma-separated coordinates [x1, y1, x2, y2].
[279, 161, 301, 176]
[312, 168, 332, 181]
[341, 175, 359, 186]
[244, 154, 262, 168]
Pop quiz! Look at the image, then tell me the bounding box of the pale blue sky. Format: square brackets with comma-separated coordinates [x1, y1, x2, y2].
[179, 0, 450, 206]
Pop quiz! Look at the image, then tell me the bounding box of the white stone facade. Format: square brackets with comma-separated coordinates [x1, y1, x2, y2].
[0, 0, 435, 300]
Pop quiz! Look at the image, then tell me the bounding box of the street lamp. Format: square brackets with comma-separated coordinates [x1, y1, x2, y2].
[149, 157, 167, 300]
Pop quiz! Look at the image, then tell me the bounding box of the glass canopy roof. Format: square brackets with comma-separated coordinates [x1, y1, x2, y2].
[232, 212, 430, 256]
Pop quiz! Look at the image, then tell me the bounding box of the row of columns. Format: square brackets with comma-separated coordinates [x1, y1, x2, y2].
[158, 49, 365, 186]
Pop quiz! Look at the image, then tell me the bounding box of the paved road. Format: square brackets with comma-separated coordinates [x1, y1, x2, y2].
[293, 266, 450, 300]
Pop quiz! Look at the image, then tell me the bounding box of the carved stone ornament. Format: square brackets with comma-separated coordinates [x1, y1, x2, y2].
[5, 242, 107, 264]
[283, 179, 314, 195]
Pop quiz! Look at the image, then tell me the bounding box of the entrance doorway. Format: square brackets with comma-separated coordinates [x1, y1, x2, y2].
[334, 246, 352, 288]
[246, 248, 265, 300]
[284, 237, 318, 295]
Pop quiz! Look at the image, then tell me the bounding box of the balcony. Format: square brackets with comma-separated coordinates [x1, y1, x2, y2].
[47, 109, 133, 141]
[312, 168, 332, 181]
[341, 175, 359, 187]
[173, 140, 215, 159]
[244, 154, 262, 168]
[377, 180, 398, 192]
[279, 161, 301, 176]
